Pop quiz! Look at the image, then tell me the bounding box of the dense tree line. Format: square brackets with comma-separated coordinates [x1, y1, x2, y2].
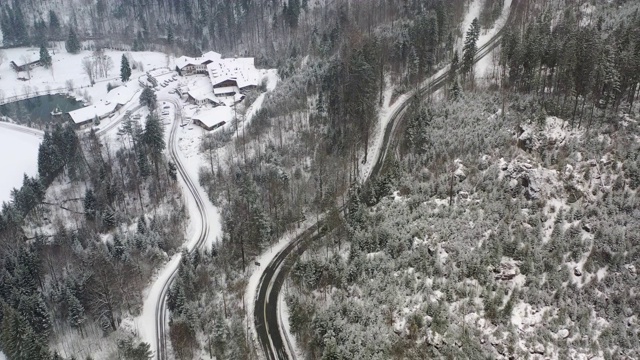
[166, 248, 252, 360]
[0, 125, 79, 237]
[2, 0, 467, 64]
[499, 6, 640, 126]
[278, 2, 640, 359]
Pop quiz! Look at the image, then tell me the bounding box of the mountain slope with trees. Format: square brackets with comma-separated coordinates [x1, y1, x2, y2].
[0, 115, 185, 359]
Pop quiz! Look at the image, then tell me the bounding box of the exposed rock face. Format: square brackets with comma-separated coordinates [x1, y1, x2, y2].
[518, 125, 535, 151]
[503, 160, 542, 200]
[574, 267, 582, 277]
[531, 343, 545, 355]
[558, 329, 570, 339]
[494, 259, 519, 281]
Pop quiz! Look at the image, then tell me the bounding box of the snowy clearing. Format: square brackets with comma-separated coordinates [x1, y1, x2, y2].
[0, 122, 42, 204]
[0, 43, 170, 105]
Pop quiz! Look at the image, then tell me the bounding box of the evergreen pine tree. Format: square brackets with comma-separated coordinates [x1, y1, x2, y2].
[137, 150, 150, 178]
[167, 25, 174, 45]
[461, 18, 480, 81]
[102, 207, 116, 230]
[140, 87, 157, 109]
[144, 113, 165, 176]
[48, 10, 60, 39]
[167, 161, 177, 181]
[451, 79, 461, 100]
[133, 31, 145, 51]
[137, 216, 147, 234]
[1, 8, 14, 45]
[34, 19, 48, 47]
[212, 310, 227, 358]
[449, 50, 459, 84]
[65, 27, 81, 54]
[67, 293, 86, 329]
[120, 55, 131, 82]
[84, 189, 97, 221]
[11, 5, 28, 45]
[39, 45, 52, 68]
[111, 233, 125, 260]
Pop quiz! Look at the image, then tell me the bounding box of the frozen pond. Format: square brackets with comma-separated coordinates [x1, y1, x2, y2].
[0, 94, 83, 126]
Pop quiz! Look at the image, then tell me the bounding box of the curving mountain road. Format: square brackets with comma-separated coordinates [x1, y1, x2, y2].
[150, 96, 212, 360]
[254, 2, 520, 359]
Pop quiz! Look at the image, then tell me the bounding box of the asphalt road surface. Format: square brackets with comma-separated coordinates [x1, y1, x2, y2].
[254, 1, 521, 358]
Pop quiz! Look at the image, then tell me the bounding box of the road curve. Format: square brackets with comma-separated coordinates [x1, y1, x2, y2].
[152, 96, 211, 360]
[254, 1, 520, 359]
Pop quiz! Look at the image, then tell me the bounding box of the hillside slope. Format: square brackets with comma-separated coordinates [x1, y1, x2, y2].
[285, 92, 640, 359]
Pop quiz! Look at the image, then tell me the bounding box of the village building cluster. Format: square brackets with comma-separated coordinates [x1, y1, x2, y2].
[66, 51, 261, 131]
[174, 51, 260, 106]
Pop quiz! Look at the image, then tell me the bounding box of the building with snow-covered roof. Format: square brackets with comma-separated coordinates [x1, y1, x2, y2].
[176, 51, 263, 106]
[207, 57, 260, 91]
[192, 106, 234, 131]
[187, 88, 221, 106]
[68, 85, 138, 127]
[175, 51, 222, 76]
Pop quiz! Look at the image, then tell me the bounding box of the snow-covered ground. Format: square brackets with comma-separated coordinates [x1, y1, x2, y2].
[459, 0, 484, 43]
[133, 71, 282, 355]
[0, 122, 43, 203]
[475, 0, 513, 80]
[0, 43, 170, 105]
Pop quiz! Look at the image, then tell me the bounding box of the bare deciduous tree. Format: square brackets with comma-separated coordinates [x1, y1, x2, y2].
[82, 57, 95, 85]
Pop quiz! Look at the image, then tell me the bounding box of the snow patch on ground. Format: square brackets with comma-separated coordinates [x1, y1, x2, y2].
[475, 0, 513, 79]
[460, 0, 484, 45]
[359, 82, 410, 181]
[0, 122, 42, 203]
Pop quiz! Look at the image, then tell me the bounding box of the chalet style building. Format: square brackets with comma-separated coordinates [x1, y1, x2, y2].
[175, 51, 261, 103]
[175, 51, 222, 76]
[10, 59, 43, 72]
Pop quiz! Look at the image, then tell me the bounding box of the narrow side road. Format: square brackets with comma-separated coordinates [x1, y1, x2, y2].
[136, 96, 213, 360]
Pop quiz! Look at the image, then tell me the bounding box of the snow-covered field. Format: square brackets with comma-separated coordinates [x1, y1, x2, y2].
[0, 122, 42, 204]
[0, 43, 170, 104]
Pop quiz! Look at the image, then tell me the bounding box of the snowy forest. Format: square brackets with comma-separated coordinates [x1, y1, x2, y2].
[0, 0, 639, 359]
[0, 99, 185, 358]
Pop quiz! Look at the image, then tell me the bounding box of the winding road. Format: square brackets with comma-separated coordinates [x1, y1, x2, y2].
[149, 95, 212, 360]
[254, 2, 520, 359]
